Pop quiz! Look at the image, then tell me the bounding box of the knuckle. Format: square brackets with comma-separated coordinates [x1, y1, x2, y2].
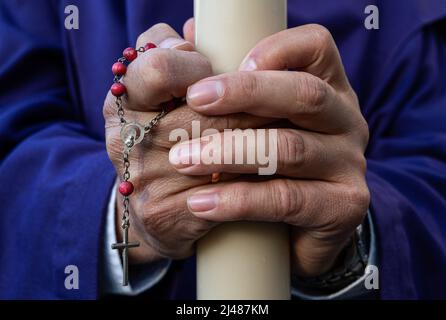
[236, 73, 262, 104]
[271, 180, 302, 220]
[352, 152, 367, 175]
[145, 49, 170, 74]
[144, 51, 173, 90]
[278, 129, 305, 170]
[307, 24, 333, 51]
[356, 118, 370, 147]
[151, 22, 171, 33]
[191, 51, 213, 74]
[230, 184, 251, 218]
[136, 22, 173, 46]
[295, 75, 328, 114]
[137, 23, 171, 45]
[318, 183, 369, 231]
[343, 184, 370, 226]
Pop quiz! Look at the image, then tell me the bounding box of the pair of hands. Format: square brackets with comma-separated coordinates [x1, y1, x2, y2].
[103, 20, 370, 277]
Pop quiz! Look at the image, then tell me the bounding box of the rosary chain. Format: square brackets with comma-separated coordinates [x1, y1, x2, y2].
[115, 97, 126, 125]
[121, 149, 131, 228]
[145, 109, 167, 133]
[110, 42, 174, 286]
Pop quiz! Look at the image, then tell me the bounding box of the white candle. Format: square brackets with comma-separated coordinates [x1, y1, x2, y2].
[194, 0, 290, 300]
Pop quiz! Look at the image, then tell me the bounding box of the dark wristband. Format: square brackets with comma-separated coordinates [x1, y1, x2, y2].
[292, 218, 370, 295]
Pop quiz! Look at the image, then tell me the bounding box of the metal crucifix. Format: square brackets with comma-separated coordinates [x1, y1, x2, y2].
[111, 224, 140, 286]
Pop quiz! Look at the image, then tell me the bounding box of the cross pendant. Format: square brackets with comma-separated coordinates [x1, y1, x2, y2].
[111, 225, 140, 286]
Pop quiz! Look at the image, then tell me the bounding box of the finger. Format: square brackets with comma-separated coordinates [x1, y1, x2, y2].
[183, 18, 195, 43]
[168, 128, 363, 180]
[186, 179, 368, 230]
[187, 70, 357, 133]
[151, 106, 276, 149]
[136, 22, 193, 51]
[107, 23, 206, 112]
[104, 102, 277, 156]
[239, 24, 350, 91]
[122, 49, 212, 111]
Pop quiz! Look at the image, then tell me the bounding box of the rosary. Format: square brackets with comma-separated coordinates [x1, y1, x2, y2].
[109, 42, 175, 286]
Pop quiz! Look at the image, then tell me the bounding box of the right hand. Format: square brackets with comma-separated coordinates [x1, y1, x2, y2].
[103, 22, 271, 264]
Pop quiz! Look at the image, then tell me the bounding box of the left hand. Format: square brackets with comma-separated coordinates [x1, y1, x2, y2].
[170, 24, 370, 277]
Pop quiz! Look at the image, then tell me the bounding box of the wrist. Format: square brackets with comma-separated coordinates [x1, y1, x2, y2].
[292, 221, 369, 295]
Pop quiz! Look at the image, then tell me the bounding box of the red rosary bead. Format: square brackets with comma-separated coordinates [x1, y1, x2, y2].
[144, 42, 157, 51]
[111, 82, 126, 97]
[112, 62, 127, 76]
[119, 181, 134, 196]
[123, 47, 137, 62]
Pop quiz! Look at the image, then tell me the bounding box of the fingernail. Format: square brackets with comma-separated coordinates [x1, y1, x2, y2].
[187, 192, 218, 213]
[159, 37, 189, 49]
[187, 81, 225, 106]
[239, 57, 257, 71]
[169, 142, 201, 167]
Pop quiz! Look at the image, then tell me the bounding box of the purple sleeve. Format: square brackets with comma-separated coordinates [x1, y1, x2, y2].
[365, 22, 446, 299]
[0, 1, 116, 298]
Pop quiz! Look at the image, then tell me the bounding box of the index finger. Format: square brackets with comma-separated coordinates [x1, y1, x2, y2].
[239, 24, 350, 91]
[136, 22, 194, 51]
